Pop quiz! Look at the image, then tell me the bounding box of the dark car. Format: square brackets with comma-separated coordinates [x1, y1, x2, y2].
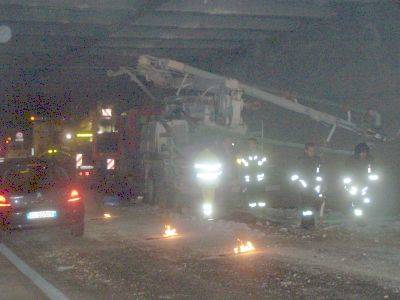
[0, 159, 84, 238]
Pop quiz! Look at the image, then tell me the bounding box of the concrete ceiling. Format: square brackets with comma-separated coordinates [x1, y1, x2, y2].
[0, 0, 396, 116]
[0, 0, 339, 72]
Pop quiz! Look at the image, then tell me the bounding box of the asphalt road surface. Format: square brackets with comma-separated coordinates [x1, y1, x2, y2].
[0, 254, 45, 300]
[1, 194, 400, 299]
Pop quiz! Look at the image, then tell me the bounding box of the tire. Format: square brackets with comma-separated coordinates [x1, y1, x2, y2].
[301, 217, 315, 229]
[145, 176, 156, 205]
[0, 228, 11, 243]
[70, 221, 85, 237]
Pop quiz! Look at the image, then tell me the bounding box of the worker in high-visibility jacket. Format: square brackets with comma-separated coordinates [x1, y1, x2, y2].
[237, 138, 268, 209]
[194, 148, 222, 219]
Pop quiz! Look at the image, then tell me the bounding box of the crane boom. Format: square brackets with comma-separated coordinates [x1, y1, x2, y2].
[135, 55, 385, 141]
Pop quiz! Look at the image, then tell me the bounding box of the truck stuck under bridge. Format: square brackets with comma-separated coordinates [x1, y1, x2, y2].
[105, 55, 387, 212]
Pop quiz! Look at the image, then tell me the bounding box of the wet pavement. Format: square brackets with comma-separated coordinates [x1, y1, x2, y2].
[0, 254, 45, 300]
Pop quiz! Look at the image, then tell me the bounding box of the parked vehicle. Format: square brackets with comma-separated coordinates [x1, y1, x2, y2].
[0, 159, 85, 239]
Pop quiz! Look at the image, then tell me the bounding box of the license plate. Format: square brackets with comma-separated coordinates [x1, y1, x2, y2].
[27, 211, 57, 220]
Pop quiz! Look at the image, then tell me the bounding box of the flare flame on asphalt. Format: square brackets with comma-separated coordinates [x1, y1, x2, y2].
[234, 239, 255, 254]
[163, 225, 178, 238]
[103, 213, 112, 219]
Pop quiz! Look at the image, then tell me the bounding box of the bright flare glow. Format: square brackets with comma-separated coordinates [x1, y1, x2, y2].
[202, 203, 213, 217]
[363, 198, 371, 204]
[234, 239, 255, 254]
[248, 202, 257, 208]
[368, 174, 379, 181]
[103, 213, 112, 219]
[349, 186, 358, 195]
[258, 202, 266, 207]
[316, 176, 323, 182]
[196, 171, 222, 181]
[354, 209, 363, 217]
[291, 174, 299, 181]
[195, 163, 222, 182]
[163, 225, 177, 238]
[343, 177, 352, 184]
[299, 180, 307, 188]
[65, 133, 72, 140]
[302, 210, 313, 216]
[194, 163, 222, 171]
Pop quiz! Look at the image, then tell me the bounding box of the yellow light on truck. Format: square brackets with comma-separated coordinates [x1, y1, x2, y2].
[76, 133, 93, 138]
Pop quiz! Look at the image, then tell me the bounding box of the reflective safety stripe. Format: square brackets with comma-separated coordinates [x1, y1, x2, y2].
[107, 158, 115, 170]
[76, 154, 83, 168]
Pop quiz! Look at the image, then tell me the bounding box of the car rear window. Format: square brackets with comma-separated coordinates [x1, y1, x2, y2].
[2, 164, 69, 193]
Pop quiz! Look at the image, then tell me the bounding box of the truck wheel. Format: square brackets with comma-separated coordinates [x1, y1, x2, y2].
[70, 221, 85, 237]
[301, 217, 315, 229]
[145, 176, 156, 204]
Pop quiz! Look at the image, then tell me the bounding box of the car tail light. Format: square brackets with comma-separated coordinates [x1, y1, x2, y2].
[0, 195, 11, 207]
[85, 171, 90, 176]
[79, 171, 83, 176]
[68, 190, 81, 202]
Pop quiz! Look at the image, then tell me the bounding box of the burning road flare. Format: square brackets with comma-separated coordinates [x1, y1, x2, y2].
[163, 225, 178, 238]
[103, 213, 112, 219]
[234, 239, 255, 254]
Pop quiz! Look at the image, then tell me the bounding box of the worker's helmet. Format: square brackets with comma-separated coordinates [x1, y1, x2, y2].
[354, 142, 370, 158]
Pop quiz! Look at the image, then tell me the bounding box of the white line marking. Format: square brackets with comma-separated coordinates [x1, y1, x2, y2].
[0, 243, 69, 300]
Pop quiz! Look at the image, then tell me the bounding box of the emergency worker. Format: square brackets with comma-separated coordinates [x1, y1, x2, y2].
[194, 148, 222, 218]
[292, 142, 325, 226]
[238, 138, 268, 208]
[346, 142, 374, 173]
[343, 142, 378, 218]
[297, 142, 321, 181]
[214, 137, 237, 183]
[213, 137, 239, 207]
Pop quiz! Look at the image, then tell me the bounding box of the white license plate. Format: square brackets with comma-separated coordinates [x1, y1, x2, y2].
[27, 211, 57, 220]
